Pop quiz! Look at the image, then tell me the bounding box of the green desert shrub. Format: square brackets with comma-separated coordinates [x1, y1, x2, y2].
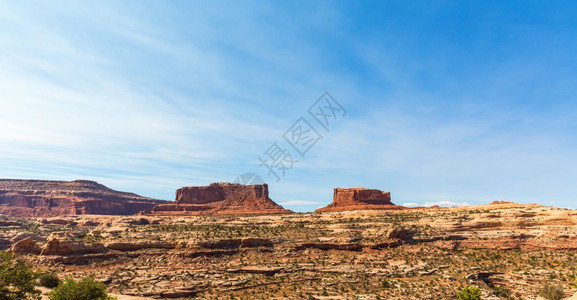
[540, 284, 564, 300]
[38, 272, 60, 288]
[48, 276, 116, 300]
[0, 251, 40, 300]
[455, 286, 481, 300]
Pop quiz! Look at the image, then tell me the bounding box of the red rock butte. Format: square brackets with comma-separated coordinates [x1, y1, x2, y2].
[0, 179, 168, 217]
[315, 187, 402, 212]
[145, 182, 292, 215]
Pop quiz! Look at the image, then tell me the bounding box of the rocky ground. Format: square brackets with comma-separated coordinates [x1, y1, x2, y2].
[1, 202, 577, 299]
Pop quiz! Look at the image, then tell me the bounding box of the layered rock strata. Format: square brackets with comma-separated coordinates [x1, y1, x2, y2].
[0, 179, 167, 217]
[146, 183, 292, 215]
[315, 187, 399, 212]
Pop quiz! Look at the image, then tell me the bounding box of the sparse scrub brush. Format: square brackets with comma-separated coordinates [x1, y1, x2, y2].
[539, 284, 564, 300]
[0, 251, 40, 299]
[48, 276, 116, 300]
[455, 286, 481, 300]
[39, 272, 60, 288]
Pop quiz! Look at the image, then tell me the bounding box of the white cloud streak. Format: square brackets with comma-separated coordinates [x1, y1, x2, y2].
[280, 200, 320, 206]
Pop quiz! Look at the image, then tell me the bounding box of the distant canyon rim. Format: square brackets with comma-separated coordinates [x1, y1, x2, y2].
[0, 179, 421, 217]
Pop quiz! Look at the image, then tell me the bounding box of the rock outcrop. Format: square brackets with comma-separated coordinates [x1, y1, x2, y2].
[105, 242, 175, 251]
[387, 226, 409, 240]
[295, 242, 363, 251]
[315, 188, 400, 212]
[10, 232, 44, 243]
[7, 237, 41, 254]
[0, 179, 168, 217]
[40, 237, 106, 255]
[39, 218, 78, 226]
[197, 238, 273, 249]
[78, 220, 100, 227]
[146, 183, 291, 215]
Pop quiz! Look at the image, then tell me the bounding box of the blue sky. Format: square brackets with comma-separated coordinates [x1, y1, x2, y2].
[1, 1, 577, 211]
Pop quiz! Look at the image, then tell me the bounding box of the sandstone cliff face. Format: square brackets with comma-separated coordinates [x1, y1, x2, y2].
[315, 188, 398, 212]
[0, 179, 168, 217]
[147, 182, 291, 215]
[332, 188, 392, 206]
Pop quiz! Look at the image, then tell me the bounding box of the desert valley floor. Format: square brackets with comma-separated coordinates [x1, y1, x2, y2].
[2, 202, 577, 299]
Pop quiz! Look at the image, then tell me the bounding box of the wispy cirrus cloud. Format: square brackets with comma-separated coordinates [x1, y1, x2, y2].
[0, 0, 334, 200]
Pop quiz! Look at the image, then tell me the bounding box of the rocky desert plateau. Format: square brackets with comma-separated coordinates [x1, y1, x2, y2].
[1, 179, 576, 299]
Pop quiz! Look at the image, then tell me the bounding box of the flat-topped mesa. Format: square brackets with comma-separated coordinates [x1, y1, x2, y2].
[176, 182, 269, 205]
[0, 179, 168, 217]
[333, 188, 392, 206]
[316, 187, 401, 213]
[146, 182, 292, 215]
